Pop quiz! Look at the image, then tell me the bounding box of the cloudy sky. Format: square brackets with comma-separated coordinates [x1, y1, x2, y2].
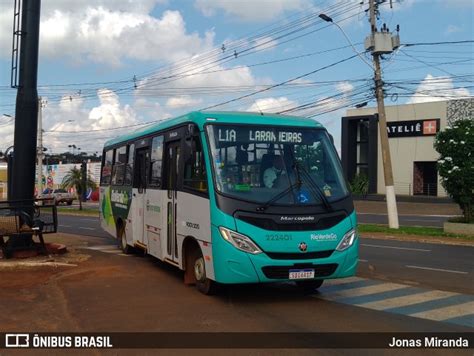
[0, 0, 472, 155]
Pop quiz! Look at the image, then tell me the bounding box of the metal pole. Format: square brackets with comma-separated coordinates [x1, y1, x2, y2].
[36, 97, 44, 195]
[11, 0, 41, 202]
[9, 0, 41, 248]
[369, 0, 399, 228]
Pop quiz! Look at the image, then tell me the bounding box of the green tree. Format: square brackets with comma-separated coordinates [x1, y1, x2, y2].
[434, 119, 474, 223]
[61, 167, 97, 210]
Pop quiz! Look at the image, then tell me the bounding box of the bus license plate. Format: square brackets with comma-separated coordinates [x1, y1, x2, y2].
[289, 269, 315, 280]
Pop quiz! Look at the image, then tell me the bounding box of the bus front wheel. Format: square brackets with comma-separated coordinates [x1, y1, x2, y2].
[191, 248, 217, 295]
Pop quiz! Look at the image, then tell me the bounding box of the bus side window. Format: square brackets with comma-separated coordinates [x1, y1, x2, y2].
[101, 149, 114, 185]
[184, 135, 208, 194]
[133, 149, 149, 192]
[149, 136, 164, 187]
[124, 144, 134, 186]
[112, 146, 127, 185]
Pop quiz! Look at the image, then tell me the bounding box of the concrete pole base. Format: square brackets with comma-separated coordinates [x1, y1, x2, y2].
[386, 185, 399, 229]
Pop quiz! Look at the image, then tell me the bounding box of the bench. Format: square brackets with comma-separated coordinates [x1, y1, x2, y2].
[0, 200, 57, 258]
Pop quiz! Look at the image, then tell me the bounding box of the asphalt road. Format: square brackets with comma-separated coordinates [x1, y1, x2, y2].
[56, 214, 473, 295]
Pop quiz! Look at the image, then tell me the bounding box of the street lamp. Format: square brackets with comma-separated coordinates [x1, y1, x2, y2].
[320, 10, 399, 228]
[0, 145, 14, 161]
[319, 13, 373, 69]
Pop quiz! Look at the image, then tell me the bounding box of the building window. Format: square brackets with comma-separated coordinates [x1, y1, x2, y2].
[356, 120, 369, 178]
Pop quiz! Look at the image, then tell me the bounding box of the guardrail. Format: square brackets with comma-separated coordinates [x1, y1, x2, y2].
[0, 199, 57, 258]
[394, 182, 438, 196]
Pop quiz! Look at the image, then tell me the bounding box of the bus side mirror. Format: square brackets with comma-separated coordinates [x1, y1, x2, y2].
[329, 133, 334, 145]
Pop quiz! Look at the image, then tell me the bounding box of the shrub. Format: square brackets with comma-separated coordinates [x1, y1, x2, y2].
[349, 173, 369, 197]
[434, 119, 474, 223]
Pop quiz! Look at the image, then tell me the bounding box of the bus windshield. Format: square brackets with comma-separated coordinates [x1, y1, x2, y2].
[206, 124, 349, 206]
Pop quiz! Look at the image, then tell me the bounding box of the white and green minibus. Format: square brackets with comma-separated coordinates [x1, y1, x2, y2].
[100, 111, 358, 294]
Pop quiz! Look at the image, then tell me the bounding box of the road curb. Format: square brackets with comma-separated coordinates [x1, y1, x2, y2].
[361, 233, 474, 247]
[0, 261, 78, 269]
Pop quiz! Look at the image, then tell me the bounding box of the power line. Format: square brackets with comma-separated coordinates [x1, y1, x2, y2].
[199, 54, 359, 111]
[403, 40, 474, 47]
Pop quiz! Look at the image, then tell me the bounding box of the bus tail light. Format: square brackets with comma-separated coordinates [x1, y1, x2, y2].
[336, 229, 357, 252]
[219, 227, 262, 254]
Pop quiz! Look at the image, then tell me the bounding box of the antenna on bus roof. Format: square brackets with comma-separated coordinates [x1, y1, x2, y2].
[253, 101, 265, 116]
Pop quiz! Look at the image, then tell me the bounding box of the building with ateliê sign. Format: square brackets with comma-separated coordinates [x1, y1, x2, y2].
[341, 98, 473, 197]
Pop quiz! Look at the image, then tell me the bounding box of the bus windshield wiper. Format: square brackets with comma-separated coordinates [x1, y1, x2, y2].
[256, 174, 302, 212]
[293, 160, 333, 212]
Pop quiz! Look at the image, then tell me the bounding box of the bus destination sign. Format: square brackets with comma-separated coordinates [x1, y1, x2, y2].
[217, 128, 316, 144]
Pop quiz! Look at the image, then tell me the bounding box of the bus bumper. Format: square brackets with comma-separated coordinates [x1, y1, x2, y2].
[212, 225, 359, 284]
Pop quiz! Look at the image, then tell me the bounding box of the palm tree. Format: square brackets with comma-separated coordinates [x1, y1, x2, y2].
[61, 167, 96, 210]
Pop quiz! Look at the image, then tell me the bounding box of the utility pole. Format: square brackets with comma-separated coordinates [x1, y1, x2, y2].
[36, 97, 45, 195]
[81, 161, 87, 202]
[368, 0, 399, 228]
[11, 0, 41, 202]
[9, 0, 41, 249]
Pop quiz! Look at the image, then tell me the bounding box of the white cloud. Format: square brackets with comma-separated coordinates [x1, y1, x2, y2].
[252, 36, 278, 52]
[445, 25, 462, 35]
[246, 97, 297, 113]
[195, 0, 308, 21]
[135, 62, 258, 108]
[407, 74, 471, 104]
[41, 89, 141, 152]
[41, 0, 165, 15]
[0, 3, 214, 66]
[335, 81, 354, 94]
[89, 89, 138, 129]
[166, 96, 203, 109]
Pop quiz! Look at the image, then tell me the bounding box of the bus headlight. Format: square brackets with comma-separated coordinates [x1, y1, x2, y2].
[336, 229, 357, 252]
[219, 227, 262, 254]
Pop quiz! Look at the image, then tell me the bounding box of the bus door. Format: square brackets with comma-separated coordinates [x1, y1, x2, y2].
[163, 140, 181, 263]
[132, 146, 149, 247]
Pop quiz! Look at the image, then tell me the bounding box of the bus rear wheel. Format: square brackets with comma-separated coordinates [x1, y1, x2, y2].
[117, 225, 132, 254]
[191, 249, 217, 295]
[296, 279, 324, 294]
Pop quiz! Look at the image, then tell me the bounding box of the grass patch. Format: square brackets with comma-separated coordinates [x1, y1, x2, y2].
[56, 207, 99, 217]
[358, 223, 474, 240]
